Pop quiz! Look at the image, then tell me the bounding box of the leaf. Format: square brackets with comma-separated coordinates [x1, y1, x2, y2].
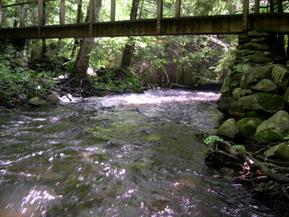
[203, 135, 223, 145]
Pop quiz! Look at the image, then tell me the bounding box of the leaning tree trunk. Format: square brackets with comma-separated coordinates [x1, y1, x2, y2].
[73, 0, 101, 79]
[120, 0, 140, 69]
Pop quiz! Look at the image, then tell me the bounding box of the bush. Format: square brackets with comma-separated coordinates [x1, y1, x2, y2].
[0, 52, 56, 106]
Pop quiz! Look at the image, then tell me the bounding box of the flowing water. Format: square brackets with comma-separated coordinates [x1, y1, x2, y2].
[0, 90, 285, 217]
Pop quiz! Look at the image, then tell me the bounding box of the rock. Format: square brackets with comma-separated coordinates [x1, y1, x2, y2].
[18, 93, 27, 101]
[235, 63, 252, 74]
[264, 142, 289, 161]
[246, 64, 273, 84]
[230, 73, 242, 89]
[28, 97, 47, 106]
[232, 88, 253, 100]
[246, 51, 272, 63]
[47, 92, 59, 104]
[251, 79, 277, 92]
[240, 75, 248, 89]
[237, 117, 263, 138]
[217, 96, 233, 113]
[272, 64, 289, 89]
[217, 118, 239, 138]
[238, 93, 284, 113]
[239, 42, 270, 51]
[255, 110, 289, 144]
[247, 31, 270, 37]
[284, 87, 289, 103]
[220, 76, 232, 95]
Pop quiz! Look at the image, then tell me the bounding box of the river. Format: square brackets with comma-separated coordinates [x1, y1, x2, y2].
[0, 90, 285, 217]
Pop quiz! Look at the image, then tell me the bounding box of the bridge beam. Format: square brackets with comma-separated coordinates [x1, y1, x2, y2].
[0, 14, 289, 39]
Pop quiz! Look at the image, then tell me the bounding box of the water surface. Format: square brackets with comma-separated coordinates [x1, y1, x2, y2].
[0, 90, 282, 217]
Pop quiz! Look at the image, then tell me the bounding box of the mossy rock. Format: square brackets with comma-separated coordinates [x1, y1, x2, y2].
[264, 142, 289, 161]
[237, 117, 263, 138]
[246, 51, 272, 63]
[238, 93, 284, 113]
[234, 63, 252, 74]
[255, 110, 289, 144]
[232, 88, 253, 100]
[272, 64, 289, 89]
[239, 42, 270, 51]
[246, 64, 273, 85]
[251, 79, 277, 92]
[28, 97, 48, 106]
[217, 96, 233, 113]
[217, 118, 239, 139]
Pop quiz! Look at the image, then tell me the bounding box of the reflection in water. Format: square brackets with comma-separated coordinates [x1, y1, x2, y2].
[0, 90, 285, 216]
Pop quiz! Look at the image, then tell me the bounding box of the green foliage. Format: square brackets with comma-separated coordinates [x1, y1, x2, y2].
[232, 144, 246, 153]
[0, 49, 56, 106]
[88, 68, 141, 93]
[203, 135, 224, 145]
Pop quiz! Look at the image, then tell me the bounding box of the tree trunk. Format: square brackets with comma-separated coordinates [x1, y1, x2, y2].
[70, 0, 83, 58]
[41, 0, 46, 57]
[120, 0, 140, 69]
[73, 0, 101, 79]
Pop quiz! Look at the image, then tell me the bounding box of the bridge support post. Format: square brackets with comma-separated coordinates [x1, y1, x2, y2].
[0, 0, 2, 27]
[157, 0, 163, 33]
[243, 0, 249, 31]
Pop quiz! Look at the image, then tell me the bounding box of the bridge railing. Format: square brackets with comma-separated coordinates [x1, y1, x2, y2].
[0, 0, 271, 32]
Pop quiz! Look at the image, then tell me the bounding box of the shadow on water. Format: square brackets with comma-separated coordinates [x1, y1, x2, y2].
[0, 90, 287, 217]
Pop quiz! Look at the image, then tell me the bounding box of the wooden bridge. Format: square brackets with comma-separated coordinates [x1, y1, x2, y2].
[0, 0, 289, 39]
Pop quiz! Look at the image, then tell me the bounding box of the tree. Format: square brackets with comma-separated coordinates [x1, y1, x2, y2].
[73, 0, 101, 79]
[120, 0, 140, 69]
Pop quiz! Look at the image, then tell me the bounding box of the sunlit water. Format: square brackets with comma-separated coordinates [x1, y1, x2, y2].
[0, 90, 285, 217]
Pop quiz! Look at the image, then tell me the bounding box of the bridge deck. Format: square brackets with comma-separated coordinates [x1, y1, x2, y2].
[0, 14, 288, 39]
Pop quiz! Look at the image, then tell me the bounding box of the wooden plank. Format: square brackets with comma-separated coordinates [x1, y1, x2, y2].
[111, 0, 116, 21]
[254, 0, 260, 13]
[243, 0, 249, 30]
[0, 0, 3, 27]
[60, 0, 65, 25]
[38, 0, 44, 35]
[175, 0, 181, 18]
[157, 0, 163, 33]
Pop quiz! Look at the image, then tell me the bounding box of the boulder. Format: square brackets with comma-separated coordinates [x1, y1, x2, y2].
[264, 142, 289, 161]
[255, 110, 289, 144]
[284, 87, 289, 103]
[217, 118, 239, 138]
[272, 64, 289, 89]
[238, 93, 284, 113]
[28, 97, 47, 106]
[246, 64, 273, 84]
[237, 117, 263, 138]
[47, 92, 59, 104]
[251, 79, 277, 92]
[217, 96, 233, 113]
[232, 88, 253, 100]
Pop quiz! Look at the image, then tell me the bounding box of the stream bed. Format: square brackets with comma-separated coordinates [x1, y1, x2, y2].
[0, 90, 285, 217]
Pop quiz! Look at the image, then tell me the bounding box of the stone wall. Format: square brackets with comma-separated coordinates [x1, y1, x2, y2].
[217, 31, 289, 150]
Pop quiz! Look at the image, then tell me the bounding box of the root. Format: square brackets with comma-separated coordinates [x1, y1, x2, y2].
[205, 140, 289, 200]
